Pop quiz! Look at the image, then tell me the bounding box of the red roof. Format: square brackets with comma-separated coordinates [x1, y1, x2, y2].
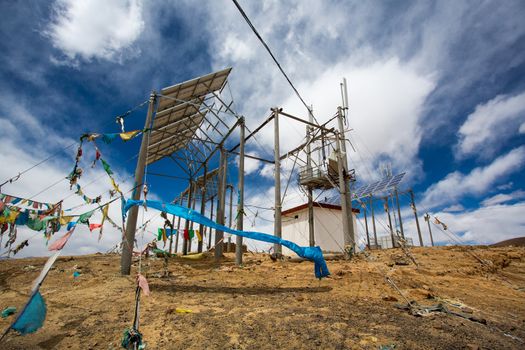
[282, 202, 360, 216]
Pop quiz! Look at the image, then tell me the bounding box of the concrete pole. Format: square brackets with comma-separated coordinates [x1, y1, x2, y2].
[362, 203, 370, 249]
[273, 108, 282, 256]
[337, 106, 355, 253]
[306, 109, 315, 247]
[236, 119, 245, 265]
[336, 131, 353, 258]
[384, 197, 396, 248]
[370, 196, 377, 248]
[175, 196, 183, 253]
[121, 92, 156, 275]
[395, 189, 405, 239]
[198, 166, 207, 253]
[183, 181, 193, 255]
[410, 190, 424, 247]
[215, 147, 227, 260]
[425, 213, 435, 247]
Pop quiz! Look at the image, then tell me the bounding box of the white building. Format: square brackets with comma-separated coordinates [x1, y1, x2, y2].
[281, 202, 360, 254]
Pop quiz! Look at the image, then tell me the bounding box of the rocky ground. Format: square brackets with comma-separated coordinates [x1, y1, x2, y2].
[0, 245, 524, 349]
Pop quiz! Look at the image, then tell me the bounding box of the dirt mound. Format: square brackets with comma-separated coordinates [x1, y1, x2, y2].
[492, 236, 525, 247]
[0, 246, 524, 349]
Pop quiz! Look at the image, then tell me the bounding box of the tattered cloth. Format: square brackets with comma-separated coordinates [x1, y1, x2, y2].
[124, 199, 330, 279]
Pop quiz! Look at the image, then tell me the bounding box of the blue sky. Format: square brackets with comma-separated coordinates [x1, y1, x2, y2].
[1, 0, 524, 257]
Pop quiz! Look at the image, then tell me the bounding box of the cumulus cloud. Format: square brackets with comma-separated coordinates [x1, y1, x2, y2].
[47, 0, 145, 62]
[442, 204, 465, 212]
[456, 92, 525, 159]
[422, 146, 525, 209]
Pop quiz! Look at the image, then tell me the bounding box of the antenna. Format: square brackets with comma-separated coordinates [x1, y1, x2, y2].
[343, 77, 349, 111]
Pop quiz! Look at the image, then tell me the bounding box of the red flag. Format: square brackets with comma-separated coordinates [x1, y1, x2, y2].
[89, 223, 102, 232]
[183, 229, 189, 240]
[48, 228, 75, 251]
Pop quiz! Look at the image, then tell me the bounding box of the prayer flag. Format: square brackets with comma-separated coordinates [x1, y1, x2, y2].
[100, 159, 113, 175]
[119, 130, 141, 141]
[189, 229, 195, 239]
[11, 291, 46, 335]
[48, 228, 75, 251]
[137, 274, 150, 296]
[195, 229, 202, 242]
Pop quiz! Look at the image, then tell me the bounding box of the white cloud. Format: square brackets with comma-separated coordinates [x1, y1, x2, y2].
[422, 146, 525, 209]
[481, 190, 525, 206]
[442, 204, 465, 212]
[457, 92, 525, 159]
[519, 122, 525, 134]
[47, 0, 145, 62]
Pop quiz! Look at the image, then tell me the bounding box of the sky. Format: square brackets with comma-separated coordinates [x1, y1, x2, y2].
[0, 0, 524, 258]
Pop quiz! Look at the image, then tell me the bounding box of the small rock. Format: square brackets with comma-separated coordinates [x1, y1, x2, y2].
[382, 295, 398, 302]
[461, 307, 474, 314]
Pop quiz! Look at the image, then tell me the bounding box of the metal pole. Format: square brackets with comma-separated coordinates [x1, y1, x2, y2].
[336, 131, 352, 258]
[337, 106, 355, 253]
[183, 181, 193, 255]
[370, 196, 377, 248]
[198, 166, 207, 253]
[175, 197, 183, 253]
[188, 182, 197, 253]
[395, 189, 405, 239]
[273, 108, 282, 256]
[236, 119, 245, 265]
[306, 108, 315, 247]
[121, 92, 156, 275]
[410, 190, 424, 247]
[362, 203, 370, 249]
[384, 197, 395, 248]
[215, 147, 227, 260]
[169, 214, 175, 254]
[227, 184, 233, 252]
[425, 213, 435, 247]
[208, 196, 215, 250]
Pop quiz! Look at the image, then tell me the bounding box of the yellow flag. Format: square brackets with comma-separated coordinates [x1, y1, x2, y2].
[59, 215, 73, 225]
[119, 130, 141, 141]
[195, 229, 202, 241]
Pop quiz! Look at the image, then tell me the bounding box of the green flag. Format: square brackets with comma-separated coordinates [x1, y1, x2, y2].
[100, 159, 113, 175]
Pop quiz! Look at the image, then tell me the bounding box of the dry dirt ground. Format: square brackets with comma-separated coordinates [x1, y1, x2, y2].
[0, 246, 524, 349]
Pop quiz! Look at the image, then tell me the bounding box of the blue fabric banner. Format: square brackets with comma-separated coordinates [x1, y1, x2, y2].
[124, 199, 330, 278]
[12, 291, 47, 335]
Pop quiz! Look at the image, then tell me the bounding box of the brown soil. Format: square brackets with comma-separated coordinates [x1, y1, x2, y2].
[0, 246, 524, 349]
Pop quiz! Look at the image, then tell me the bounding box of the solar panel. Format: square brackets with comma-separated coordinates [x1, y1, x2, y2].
[146, 67, 232, 166]
[386, 172, 405, 189]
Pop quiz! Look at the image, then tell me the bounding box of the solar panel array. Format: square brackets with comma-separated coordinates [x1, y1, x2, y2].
[323, 172, 406, 205]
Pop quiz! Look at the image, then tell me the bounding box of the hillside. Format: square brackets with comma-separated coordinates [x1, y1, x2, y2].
[0, 246, 524, 349]
[492, 237, 525, 247]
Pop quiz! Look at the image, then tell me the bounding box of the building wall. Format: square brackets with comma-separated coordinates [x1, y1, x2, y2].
[281, 207, 359, 255]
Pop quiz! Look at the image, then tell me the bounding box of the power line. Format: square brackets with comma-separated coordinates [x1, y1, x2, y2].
[231, 0, 319, 124]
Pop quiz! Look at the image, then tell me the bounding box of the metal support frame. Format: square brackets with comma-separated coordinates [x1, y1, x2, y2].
[363, 203, 370, 248]
[273, 108, 282, 255]
[121, 92, 156, 276]
[183, 180, 194, 255]
[215, 147, 227, 260]
[370, 196, 377, 248]
[236, 119, 245, 265]
[198, 166, 207, 253]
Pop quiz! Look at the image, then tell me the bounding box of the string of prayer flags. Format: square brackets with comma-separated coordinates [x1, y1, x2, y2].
[81, 129, 145, 144]
[124, 199, 331, 279]
[13, 239, 28, 255]
[0, 194, 54, 210]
